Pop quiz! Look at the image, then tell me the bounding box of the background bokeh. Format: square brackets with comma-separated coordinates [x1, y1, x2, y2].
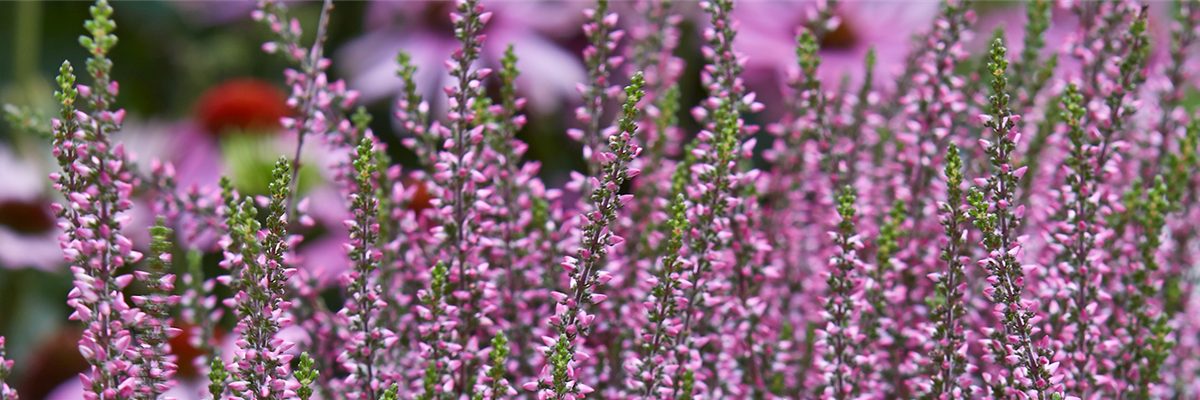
[0, 1, 1195, 398]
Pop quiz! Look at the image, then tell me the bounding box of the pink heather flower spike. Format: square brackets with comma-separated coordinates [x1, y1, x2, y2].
[921, 143, 976, 399]
[336, 119, 393, 400]
[572, 0, 626, 182]
[396, 0, 501, 397]
[50, 3, 149, 399]
[627, 192, 690, 398]
[480, 44, 563, 385]
[662, 1, 778, 397]
[618, 0, 686, 269]
[133, 218, 182, 400]
[224, 158, 299, 400]
[817, 186, 869, 400]
[537, 73, 646, 400]
[966, 38, 1058, 400]
[254, 0, 341, 223]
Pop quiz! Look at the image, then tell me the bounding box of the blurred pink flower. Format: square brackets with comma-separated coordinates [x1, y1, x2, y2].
[975, 2, 1178, 82]
[337, 1, 588, 115]
[735, 1, 941, 91]
[115, 120, 225, 190]
[111, 119, 225, 248]
[172, 0, 259, 27]
[0, 145, 62, 271]
[293, 184, 352, 286]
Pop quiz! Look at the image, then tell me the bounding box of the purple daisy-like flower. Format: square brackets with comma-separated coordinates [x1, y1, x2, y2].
[0, 145, 62, 271]
[338, 1, 588, 116]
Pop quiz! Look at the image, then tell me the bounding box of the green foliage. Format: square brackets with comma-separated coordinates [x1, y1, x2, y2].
[678, 368, 695, 400]
[875, 199, 907, 270]
[296, 352, 321, 400]
[486, 331, 511, 398]
[379, 384, 400, 400]
[207, 357, 229, 400]
[148, 217, 172, 274]
[544, 333, 573, 396]
[796, 30, 821, 85]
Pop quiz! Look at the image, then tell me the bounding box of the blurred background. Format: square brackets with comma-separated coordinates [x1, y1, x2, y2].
[0, 1, 1191, 398]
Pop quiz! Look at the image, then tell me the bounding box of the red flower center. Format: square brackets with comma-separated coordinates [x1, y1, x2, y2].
[195, 78, 291, 136]
[820, 17, 859, 51]
[0, 198, 55, 235]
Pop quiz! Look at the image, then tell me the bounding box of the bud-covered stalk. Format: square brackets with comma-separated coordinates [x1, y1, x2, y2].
[818, 187, 866, 400]
[441, 1, 494, 395]
[296, 352, 320, 400]
[394, 50, 433, 166]
[622, 0, 685, 265]
[51, 3, 146, 399]
[629, 194, 690, 397]
[1045, 84, 1107, 396]
[923, 144, 973, 399]
[1120, 176, 1175, 399]
[476, 331, 513, 399]
[416, 261, 453, 400]
[133, 218, 182, 400]
[967, 39, 1056, 400]
[571, 0, 625, 178]
[226, 159, 299, 400]
[207, 358, 230, 400]
[339, 122, 394, 399]
[534, 73, 645, 400]
[670, 2, 760, 393]
[253, 0, 345, 220]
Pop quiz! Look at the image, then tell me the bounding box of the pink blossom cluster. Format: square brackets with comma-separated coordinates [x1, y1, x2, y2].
[1, 337, 14, 400]
[9, 0, 1200, 400]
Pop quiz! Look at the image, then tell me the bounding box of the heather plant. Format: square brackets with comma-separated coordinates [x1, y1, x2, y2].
[8, 0, 1200, 399]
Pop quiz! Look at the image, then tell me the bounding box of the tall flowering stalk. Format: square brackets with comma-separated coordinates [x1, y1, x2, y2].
[415, 261, 455, 400]
[1119, 176, 1174, 399]
[432, 0, 496, 395]
[133, 218, 182, 400]
[1043, 84, 1107, 397]
[180, 178, 237, 374]
[338, 118, 394, 400]
[532, 72, 646, 400]
[670, 1, 763, 395]
[49, 3, 145, 400]
[252, 0, 341, 218]
[818, 187, 867, 400]
[922, 144, 973, 399]
[967, 39, 1056, 400]
[488, 44, 525, 301]
[394, 50, 434, 167]
[569, 0, 624, 178]
[479, 44, 560, 384]
[628, 193, 689, 398]
[225, 159, 299, 400]
[898, 0, 971, 236]
[622, 0, 685, 265]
